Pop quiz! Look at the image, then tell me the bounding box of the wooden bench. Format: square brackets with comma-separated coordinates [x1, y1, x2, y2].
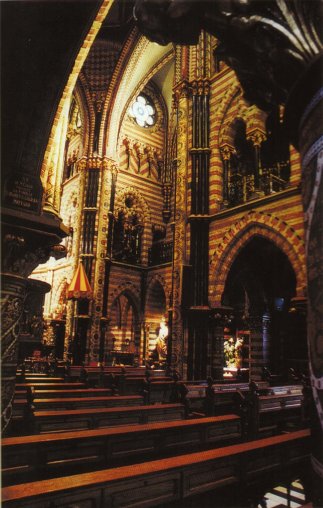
[15, 383, 85, 391]
[2, 429, 310, 508]
[13, 395, 144, 413]
[32, 403, 185, 433]
[232, 383, 304, 437]
[16, 377, 65, 383]
[15, 388, 113, 400]
[254, 392, 304, 435]
[186, 382, 251, 414]
[2, 414, 241, 485]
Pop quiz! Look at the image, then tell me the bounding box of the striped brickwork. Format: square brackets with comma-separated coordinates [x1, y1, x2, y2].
[209, 204, 306, 306]
[41, 0, 115, 199]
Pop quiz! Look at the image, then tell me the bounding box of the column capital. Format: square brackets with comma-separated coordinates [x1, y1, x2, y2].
[174, 80, 190, 101]
[246, 129, 267, 147]
[191, 79, 210, 96]
[220, 143, 235, 160]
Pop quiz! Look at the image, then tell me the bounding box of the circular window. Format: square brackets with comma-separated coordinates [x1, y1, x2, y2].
[128, 95, 156, 128]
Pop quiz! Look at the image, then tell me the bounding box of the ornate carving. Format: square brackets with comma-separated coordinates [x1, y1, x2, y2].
[220, 144, 235, 161]
[246, 129, 267, 147]
[2, 234, 66, 278]
[134, 0, 323, 110]
[1, 275, 27, 431]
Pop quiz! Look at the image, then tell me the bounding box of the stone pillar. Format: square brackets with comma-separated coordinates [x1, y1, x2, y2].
[220, 144, 235, 207]
[288, 76, 323, 501]
[169, 80, 189, 377]
[246, 129, 266, 192]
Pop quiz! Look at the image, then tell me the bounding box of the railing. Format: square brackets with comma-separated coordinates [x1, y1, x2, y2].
[227, 163, 289, 208]
[148, 241, 173, 266]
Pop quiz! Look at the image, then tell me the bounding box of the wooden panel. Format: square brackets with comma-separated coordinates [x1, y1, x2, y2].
[2, 416, 240, 485]
[32, 404, 185, 433]
[2, 430, 310, 508]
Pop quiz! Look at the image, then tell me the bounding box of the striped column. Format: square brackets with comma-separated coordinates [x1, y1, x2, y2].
[169, 81, 190, 377]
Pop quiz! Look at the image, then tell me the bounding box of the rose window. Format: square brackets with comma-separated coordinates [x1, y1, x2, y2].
[129, 95, 155, 127]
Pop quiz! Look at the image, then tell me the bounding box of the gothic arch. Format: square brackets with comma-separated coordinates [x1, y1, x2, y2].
[109, 281, 141, 317]
[146, 273, 171, 310]
[102, 35, 173, 160]
[76, 74, 96, 155]
[213, 82, 240, 149]
[40, 1, 113, 180]
[210, 211, 306, 305]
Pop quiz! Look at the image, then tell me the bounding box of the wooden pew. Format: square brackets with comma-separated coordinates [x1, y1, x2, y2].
[233, 383, 304, 437]
[186, 382, 251, 414]
[13, 395, 144, 413]
[253, 391, 304, 435]
[14, 388, 112, 400]
[2, 414, 241, 485]
[148, 380, 174, 403]
[16, 377, 65, 383]
[32, 403, 185, 433]
[2, 429, 310, 508]
[15, 383, 85, 391]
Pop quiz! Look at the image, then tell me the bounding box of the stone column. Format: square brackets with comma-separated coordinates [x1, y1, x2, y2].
[220, 144, 235, 207]
[246, 129, 267, 192]
[169, 80, 189, 377]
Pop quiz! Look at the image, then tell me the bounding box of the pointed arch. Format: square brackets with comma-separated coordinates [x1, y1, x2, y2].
[146, 273, 171, 310]
[210, 211, 306, 305]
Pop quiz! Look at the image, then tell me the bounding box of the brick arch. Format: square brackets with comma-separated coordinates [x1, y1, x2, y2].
[109, 282, 141, 318]
[146, 274, 171, 310]
[209, 211, 306, 306]
[213, 82, 241, 146]
[41, 0, 114, 180]
[76, 74, 96, 156]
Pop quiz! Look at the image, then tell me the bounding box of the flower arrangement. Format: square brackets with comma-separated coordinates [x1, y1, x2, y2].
[224, 337, 244, 368]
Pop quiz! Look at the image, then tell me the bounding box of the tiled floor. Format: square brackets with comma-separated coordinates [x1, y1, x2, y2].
[260, 480, 305, 508]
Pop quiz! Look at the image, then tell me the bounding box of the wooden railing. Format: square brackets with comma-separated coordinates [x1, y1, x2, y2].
[148, 240, 173, 265]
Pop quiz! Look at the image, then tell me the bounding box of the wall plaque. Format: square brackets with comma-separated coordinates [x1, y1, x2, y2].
[3, 172, 43, 214]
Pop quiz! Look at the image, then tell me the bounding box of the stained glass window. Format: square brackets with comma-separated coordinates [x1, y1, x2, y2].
[129, 95, 155, 127]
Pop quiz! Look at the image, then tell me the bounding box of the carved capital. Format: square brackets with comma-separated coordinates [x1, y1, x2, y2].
[77, 156, 88, 172]
[174, 80, 190, 101]
[220, 144, 235, 161]
[246, 129, 267, 147]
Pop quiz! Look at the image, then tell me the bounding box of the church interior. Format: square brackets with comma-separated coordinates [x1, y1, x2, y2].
[1, 0, 323, 507]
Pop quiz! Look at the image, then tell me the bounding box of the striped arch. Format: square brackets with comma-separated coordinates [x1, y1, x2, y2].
[213, 81, 240, 149]
[209, 211, 306, 306]
[51, 276, 69, 318]
[146, 273, 171, 310]
[109, 281, 141, 317]
[40, 0, 114, 179]
[76, 75, 96, 156]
